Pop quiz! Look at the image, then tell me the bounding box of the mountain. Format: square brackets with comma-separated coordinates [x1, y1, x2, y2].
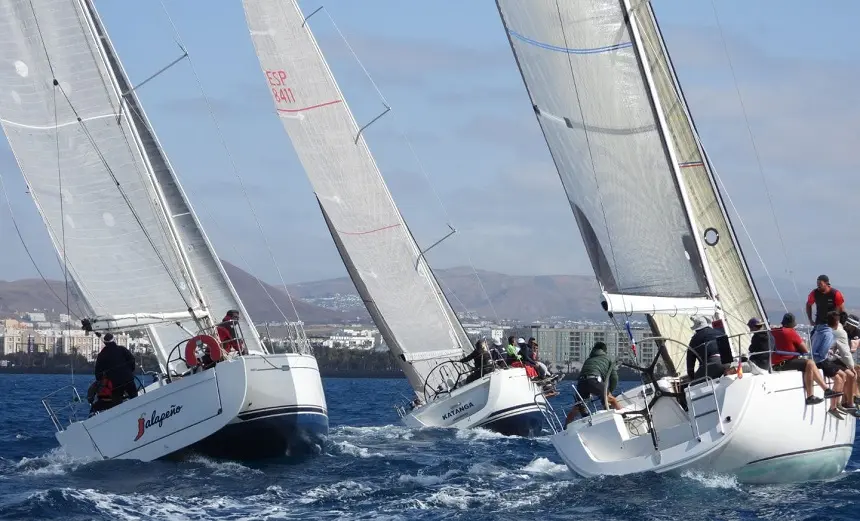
[3, 263, 857, 325]
[287, 267, 860, 323]
[0, 263, 351, 325]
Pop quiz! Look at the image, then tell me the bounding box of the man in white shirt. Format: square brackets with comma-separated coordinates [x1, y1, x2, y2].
[822, 311, 858, 417]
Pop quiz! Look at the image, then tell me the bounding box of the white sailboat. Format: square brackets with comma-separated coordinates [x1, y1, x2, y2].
[241, 0, 558, 436]
[495, 0, 855, 483]
[0, 0, 327, 461]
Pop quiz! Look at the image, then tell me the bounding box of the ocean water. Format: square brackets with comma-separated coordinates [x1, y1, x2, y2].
[1, 374, 859, 520]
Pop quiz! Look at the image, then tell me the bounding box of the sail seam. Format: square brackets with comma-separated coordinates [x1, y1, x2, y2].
[0, 114, 116, 130]
[508, 30, 633, 54]
[277, 100, 342, 113]
[337, 223, 401, 236]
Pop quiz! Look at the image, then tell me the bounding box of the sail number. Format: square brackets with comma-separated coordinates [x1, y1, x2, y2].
[265, 69, 296, 105]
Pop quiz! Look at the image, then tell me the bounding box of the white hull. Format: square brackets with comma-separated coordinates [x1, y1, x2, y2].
[402, 367, 550, 437]
[552, 371, 855, 484]
[52, 353, 327, 461]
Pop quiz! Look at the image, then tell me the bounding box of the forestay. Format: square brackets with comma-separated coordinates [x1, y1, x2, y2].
[241, 0, 472, 394]
[0, 0, 262, 368]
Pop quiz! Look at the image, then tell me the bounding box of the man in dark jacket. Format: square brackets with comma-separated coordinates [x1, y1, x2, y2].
[459, 339, 494, 385]
[91, 333, 138, 414]
[746, 317, 771, 370]
[687, 316, 733, 382]
[565, 342, 621, 425]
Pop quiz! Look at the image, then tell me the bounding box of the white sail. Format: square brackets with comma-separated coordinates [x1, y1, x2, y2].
[495, 0, 765, 370]
[241, 0, 472, 393]
[0, 0, 263, 368]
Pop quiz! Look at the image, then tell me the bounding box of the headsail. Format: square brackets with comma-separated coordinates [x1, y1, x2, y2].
[241, 0, 472, 394]
[0, 0, 262, 369]
[495, 0, 765, 369]
[630, 1, 766, 367]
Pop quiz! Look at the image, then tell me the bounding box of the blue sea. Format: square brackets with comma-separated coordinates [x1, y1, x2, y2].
[1, 374, 859, 520]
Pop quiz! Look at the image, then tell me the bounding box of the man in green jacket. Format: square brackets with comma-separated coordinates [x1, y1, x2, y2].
[565, 342, 622, 426]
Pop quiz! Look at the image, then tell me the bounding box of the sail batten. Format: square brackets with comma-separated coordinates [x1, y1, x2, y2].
[242, 0, 471, 393]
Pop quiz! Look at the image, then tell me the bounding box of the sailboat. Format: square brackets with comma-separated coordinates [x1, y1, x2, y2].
[494, 0, 855, 483]
[0, 0, 327, 461]
[240, 0, 558, 436]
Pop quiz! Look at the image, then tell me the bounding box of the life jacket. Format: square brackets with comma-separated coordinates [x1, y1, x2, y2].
[216, 316, 243, 353]
[510, 361, 538, 378]
[87, 378, 113, 403]
[813, 288, 840, 324]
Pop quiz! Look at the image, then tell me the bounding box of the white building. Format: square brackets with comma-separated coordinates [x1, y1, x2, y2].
[508, 324, 659, 372]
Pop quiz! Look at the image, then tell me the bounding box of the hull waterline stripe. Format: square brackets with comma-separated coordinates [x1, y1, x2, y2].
[238, 405, 327, 422]
[508, 30, 633, 55]
[745, 443, 854, 466]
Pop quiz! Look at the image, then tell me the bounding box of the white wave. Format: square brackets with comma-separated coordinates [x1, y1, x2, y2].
[681, 470, 741, 489]
[397, 469, 458, 486]
[299, 480, 374, 505]
[521, 457, 571, 477]
[331, 440, 384, 459]
[333, 425, 414, 441]
[186, 455, 263, 477]
[454, 427, 506, 441]
[24, 488, 291, 521]
[15, 447, 96, 476]
[425, 487, 497, 510]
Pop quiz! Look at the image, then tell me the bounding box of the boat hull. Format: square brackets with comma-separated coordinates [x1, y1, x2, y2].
[551, 371, 855, 484]
[402, 366, 549, 437]
[54, 353, 328, 462]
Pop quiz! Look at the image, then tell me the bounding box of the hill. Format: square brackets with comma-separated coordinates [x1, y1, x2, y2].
[3, 264, 857, 325]
[0, 263, 351, 325]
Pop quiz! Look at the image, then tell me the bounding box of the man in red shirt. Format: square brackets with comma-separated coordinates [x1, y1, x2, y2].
[771, 312, 839, 405]
[806, 275, 846, 362]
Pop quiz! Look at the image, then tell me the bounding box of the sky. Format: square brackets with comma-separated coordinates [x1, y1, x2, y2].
[1, 0, 858, 298]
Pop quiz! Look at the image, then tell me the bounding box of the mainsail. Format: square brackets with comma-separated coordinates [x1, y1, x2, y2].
[0, 0, 262, 368]
[495, 0, 766, 368]
[241, 0, 472, 393]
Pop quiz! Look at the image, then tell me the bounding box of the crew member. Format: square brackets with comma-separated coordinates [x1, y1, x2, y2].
[91, 333, 137, 414]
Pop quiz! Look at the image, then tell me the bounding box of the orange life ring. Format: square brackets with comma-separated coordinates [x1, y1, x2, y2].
[184, 334, 222, 366]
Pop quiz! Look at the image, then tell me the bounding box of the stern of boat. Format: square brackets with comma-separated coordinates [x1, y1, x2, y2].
[402, 366, 549, 437]
[189, 352, 329, 459]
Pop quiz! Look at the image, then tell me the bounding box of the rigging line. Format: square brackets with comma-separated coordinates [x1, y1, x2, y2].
[156, 0, 308, 350]
[27, 1, 194, 313]
[56, 84, 196, 311]
[320, 8, 501, 324]
[708, 0, 801, 307]
[554, 0, 625, 307]
[53, 81, 74, 383]
[0, 173, 83, 323]
[198, 202, 301, 349]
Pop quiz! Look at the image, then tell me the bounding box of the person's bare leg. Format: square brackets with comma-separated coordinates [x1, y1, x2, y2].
[802, 363, 813, 397]
[843, 370, 856, 407]
[607, 394, 622, 410]
[807, 360, 828, 392]
[831, 373, 844, 410]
